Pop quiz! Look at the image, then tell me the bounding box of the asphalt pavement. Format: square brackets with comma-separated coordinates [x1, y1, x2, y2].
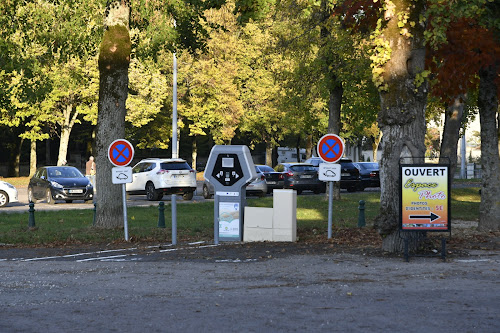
[0, 247, 498, 332]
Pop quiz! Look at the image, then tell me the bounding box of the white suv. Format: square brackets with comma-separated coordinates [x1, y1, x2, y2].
[126, 158, 197, 200]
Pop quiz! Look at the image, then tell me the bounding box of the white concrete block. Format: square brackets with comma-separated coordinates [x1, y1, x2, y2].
[244, 207, 273, 229]
[273, 228, 297, 242]
[243, 227, 273, 242]
[273, 189, 297, 230]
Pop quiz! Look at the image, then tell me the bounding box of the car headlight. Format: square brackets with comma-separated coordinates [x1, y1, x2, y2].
[86, 183, 93, 188]
[1, 182, 15, 189]
[50, 181, 63, 188]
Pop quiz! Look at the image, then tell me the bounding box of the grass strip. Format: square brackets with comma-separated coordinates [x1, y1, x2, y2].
[0, 188, 480, 246]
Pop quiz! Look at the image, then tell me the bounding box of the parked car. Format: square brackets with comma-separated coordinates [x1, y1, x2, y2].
[28, 166, 94, 204]
[304, 157, 323, 169]
[275, 162, 326, 194]
[126, 158, 197, 201]
[354, 162, 380, 190]
[256, 164, 285, 193]
[338, 158, 362, 192]
[304, 157, 361, 192]
[0, 180, 19, 207]
[202, 165, 268, 199]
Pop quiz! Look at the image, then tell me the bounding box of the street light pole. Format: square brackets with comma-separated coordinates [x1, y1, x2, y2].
[171, 20, 178, 245]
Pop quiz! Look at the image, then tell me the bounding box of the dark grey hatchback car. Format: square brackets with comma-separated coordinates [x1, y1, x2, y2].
[275, 163, 326, 194]
[28, 166, 94, 204]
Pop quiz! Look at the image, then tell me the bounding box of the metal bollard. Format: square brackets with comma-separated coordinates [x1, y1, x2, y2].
[158, 202, 165, 228]
[28, 202, 36, 228]
[358, 200, 366, 227]
[93, 203, 97, 226]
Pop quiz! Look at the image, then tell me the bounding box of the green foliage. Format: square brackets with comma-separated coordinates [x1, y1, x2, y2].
[234, 0, 276, 23]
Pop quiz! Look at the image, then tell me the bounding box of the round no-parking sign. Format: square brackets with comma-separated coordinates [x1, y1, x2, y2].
[108, 139, 134, 167]
[317, 134, 345, 163]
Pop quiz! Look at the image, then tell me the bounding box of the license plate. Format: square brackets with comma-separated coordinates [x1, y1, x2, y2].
[300, 175, 313, 179]
[341, 173, 350, 177]
[267, 181, 276, 184]
[172, 175, 184, 179]
[69, 189, 83, 194]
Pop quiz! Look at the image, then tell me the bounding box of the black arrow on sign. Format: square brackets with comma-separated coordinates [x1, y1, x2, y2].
[409, 212, 440, 222]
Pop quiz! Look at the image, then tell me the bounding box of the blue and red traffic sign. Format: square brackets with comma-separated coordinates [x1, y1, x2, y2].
[317, 134, 345, 163]
[108, 139, 134, 167]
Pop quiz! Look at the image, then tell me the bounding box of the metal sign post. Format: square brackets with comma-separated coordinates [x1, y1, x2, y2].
[319, 163, 341, 238]
[108, 139, 134, 242]
[317, 134, 345, 239]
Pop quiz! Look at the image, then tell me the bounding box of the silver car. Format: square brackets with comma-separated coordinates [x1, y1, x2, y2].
[202, 166, 268, 199]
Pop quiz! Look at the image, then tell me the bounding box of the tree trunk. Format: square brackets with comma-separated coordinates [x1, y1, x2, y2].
[30, 140, 37, 177]
[374, 0, 428, 252]
[95, 0, 131, 229]
[9, 137, 24, 177]
[327, 80, 343, 200]
[477, 65, 500, 231]
[191, 137, 197, 170]
[372, 131, 382, 162]
[265, 141, 272, 166]
[57, 104, 79, 166]
[305, 134, 313, 159]
[439, 95, 465, 179]
[45, 138, 51, 165]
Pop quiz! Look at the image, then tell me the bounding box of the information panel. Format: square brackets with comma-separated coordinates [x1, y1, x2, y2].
[219, 202, 240, 238]
[400, 164, 450, 231]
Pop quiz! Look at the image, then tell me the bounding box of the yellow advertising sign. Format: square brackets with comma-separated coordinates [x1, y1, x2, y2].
[400, 165, 450, 231]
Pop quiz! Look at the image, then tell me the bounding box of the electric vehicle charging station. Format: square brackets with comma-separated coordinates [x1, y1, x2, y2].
[204, 145, 257, 244]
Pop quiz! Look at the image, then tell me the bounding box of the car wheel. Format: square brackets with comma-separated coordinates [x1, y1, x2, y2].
[28, 187, 37, 203]
[347, 186, 357, 193]
[182, 192, 194, 201]
[202, 185, 212, 199]
[257, 191, 266, 198]
[0, 190, 9, 207]
[46, 189, 55, 204]
[296, 189, 302, 195]
[146, 182, 161, 201]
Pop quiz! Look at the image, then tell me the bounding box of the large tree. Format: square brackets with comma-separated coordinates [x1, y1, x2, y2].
[95, 0, 131, 228]
[335, 0, 428, 251]
[425, 1, 500, 231]
[374, 0, 428, 252]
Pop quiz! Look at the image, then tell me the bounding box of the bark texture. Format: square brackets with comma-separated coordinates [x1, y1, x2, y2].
[439, 95, 465, 178]
[478, 65, 500, 231]
[95, 0, 131, 229]
[374, 0, 428, 252]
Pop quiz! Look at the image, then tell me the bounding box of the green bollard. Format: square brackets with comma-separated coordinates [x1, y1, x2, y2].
[358, 200, 366, 227]
[158, 202, 165, 228]
[28, 202, 36, 228]
[93, 203, 97, 226]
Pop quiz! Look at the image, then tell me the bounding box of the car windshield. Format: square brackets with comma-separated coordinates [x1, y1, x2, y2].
[257, 165, 274, 172]
[358, 163, 378, 170]
[48, 167, 83, 178]
[290, 165, 316, 172]
[160, 162, 191, 170]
